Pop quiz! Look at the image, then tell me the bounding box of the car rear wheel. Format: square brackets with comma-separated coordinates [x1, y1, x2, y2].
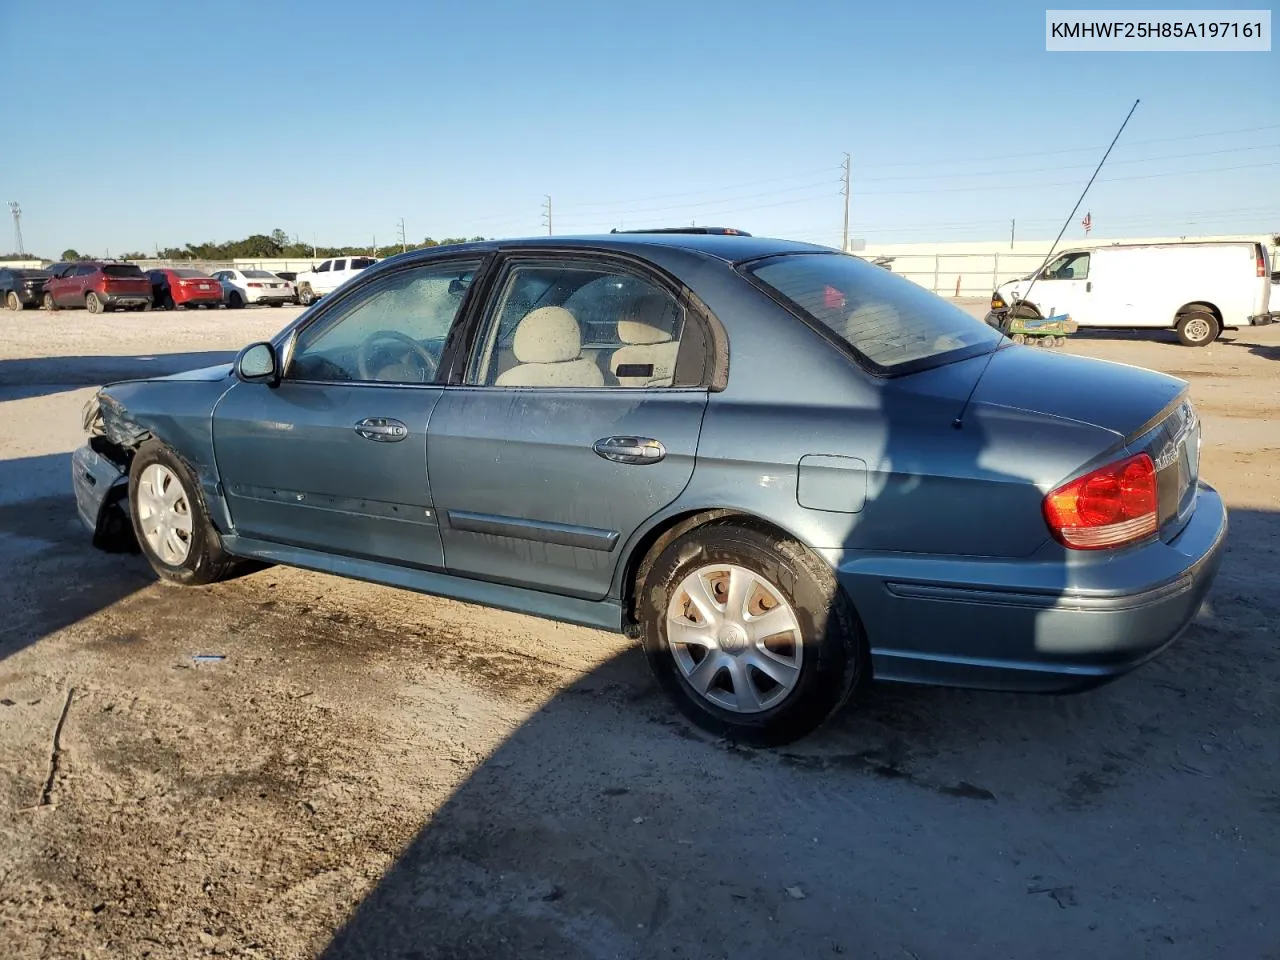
[638, 520, 864, 746]
[128, 441, 238, 586]
[1176, 311, 1219, 347]
[85, 292, 103, 314]
[298, 284, 316, 306]
[43, 292, 57, 311]
[228, 291, 244, 309]
[6, 291, 20, 311]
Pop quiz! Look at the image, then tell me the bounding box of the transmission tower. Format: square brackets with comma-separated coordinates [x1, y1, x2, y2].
[8, 202, 23, 256]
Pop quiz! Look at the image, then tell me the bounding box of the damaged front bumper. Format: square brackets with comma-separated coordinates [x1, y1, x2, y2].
[71, 442, 134, 550]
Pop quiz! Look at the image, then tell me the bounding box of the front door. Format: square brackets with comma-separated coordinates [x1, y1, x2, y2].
[1034, 251, 1093, 325]
[428, 255, 712, 600]
[212, 256, 487, 569]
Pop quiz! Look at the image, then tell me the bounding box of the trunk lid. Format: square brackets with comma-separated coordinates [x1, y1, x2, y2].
[968, 345, 1198, 540]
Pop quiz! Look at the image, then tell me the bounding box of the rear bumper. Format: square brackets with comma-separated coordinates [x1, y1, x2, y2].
[247, 292, 293, 304]
[831, 482, 1228, 692]
[101, 291, 153, 308]
[1248, 312, 1276, 326]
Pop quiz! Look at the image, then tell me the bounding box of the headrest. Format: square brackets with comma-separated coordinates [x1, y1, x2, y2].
[617, 320, 672, 345]
[512, 307, 582, 363]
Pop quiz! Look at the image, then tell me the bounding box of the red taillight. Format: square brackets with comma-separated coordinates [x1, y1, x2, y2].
[1043, 453, 1158, 550]
[247, 282, 263, 288]
[1256, 245, 1267, 278]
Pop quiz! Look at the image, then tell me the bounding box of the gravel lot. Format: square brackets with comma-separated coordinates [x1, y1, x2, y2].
[1, 302, 1277, 959]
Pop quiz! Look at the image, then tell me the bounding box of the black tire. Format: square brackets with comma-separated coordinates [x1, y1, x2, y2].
[43, 292, 57, 311]
[228, 291, 244, 310]
[85, 291, 103, 314]
[1175, 311, 1219, 347]
[298, 285, 315, 306]
[128, 440, 237, 586]
[5, 291, 19, 311]
[638, 520, 864, 746]
[163, 294, 177, 310]
[269, 301, 282, 307]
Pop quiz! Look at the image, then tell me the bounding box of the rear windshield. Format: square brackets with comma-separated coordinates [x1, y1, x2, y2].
[172, 268, 209, 278]
[103, 264, 144, 278]
[746, 253, 1002, 374]
[243, 270, 276, 278]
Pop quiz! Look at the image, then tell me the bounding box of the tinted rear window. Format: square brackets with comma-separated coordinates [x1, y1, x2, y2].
[350, 258, 376, 269]
[746, 253, 1002, 374]
[103, 264, 144, 278]
[243, 270, 276, 278]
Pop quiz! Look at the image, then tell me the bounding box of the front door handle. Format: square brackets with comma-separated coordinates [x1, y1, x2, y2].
[593, 436, 666, 465]
[355, 417, 409, 442]
[1086, 281, 1092, 292]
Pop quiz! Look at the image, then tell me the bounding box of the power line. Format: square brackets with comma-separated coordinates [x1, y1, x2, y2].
[554, 166, 834, 210]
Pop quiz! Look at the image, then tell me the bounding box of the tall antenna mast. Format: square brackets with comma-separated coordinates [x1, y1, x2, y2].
[542, 195, 553, 236]
[8, 202, 23, 256]
[953, 99, 1140, 430]
[840, 153, 850, 252]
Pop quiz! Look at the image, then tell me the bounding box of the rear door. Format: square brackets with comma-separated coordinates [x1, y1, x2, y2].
[212, 255, 487, 569]
[427, 254, 714, 600]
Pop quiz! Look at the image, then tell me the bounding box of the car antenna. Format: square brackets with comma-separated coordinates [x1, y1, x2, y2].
[952, 98, 1140, 430]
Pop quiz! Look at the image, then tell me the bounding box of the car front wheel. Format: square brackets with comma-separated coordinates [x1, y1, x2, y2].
[6, 291, 20, 311]
[128, 441, 237, 586]
[638, 520, 864, 746]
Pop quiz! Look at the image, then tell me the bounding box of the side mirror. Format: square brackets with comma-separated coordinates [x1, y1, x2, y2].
[235, 342, 279, 385]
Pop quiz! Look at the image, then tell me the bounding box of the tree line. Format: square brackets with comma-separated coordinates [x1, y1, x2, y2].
[3, 228, 489, 265]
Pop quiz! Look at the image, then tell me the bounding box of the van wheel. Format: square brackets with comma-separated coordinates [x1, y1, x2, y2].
[638, 520, 864, 746]
[1176, 311, 1218, 347]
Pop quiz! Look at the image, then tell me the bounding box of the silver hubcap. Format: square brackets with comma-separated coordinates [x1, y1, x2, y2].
[1184, 318, 1210, 342]
[666, 563, 803, 713]
[136, 464, 194, 565]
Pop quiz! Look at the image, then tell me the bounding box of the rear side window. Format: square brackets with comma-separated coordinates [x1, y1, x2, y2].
[333, 259, 347, 271]
[350, 257, 375, 269]
[747, 253, 1002, 374]
[103, 264, 144, 278]
[76, 265, 97, 277]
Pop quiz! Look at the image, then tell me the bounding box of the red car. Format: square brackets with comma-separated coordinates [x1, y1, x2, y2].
[147, 268, 224, 310]
[43, 262, 153, 314]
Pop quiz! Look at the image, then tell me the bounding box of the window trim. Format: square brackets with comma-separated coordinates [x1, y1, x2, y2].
[453, 249, 727, 391]
[276, 254, 493, 387]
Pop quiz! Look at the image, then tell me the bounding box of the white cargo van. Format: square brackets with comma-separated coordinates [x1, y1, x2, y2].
[992, 241, 1275, 346]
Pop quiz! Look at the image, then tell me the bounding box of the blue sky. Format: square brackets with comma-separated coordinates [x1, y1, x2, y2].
[2, 0, 1275, 257]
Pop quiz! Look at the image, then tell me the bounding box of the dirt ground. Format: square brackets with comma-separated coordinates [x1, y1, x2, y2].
[1, 301, 1277, 960]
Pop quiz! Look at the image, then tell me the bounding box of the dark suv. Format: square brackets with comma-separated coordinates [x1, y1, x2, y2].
[43, 262, 153, 313]
[0, 267, 52, 310]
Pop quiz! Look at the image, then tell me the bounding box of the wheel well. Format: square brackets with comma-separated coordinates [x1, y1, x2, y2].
[620, 508, 811, 631]
[1175, 301, 1221, 325]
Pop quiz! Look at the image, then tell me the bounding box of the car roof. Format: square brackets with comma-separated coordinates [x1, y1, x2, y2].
[391, 233, 837, 266]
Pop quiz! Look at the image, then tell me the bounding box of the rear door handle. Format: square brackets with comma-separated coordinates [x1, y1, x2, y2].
[1086, 281, 1092, 292]
[593, 436, 666, 464]
[355, 417, 409, 442]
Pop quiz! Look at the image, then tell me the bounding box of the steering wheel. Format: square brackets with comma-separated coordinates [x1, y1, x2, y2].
[356, 330, 439, 382]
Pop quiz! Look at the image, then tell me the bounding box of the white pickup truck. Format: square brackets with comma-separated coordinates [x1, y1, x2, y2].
[294, 256, 379, 306]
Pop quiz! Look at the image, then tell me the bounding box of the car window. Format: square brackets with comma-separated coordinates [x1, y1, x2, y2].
[1044, 252, 1090, 280]
[288, 260, 482, 385]
[468, 261, 688, 388]
[316, 261, 331, 272]
[76, 265, 97, 277]
[350, 257, 375, 269]
[333, 259, 347, 271]
[747, 252, 1002, 374]
[103, 264, 144, 278]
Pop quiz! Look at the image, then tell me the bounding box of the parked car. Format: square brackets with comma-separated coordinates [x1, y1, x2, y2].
[210, 269, 295, 309]
[273, 272, 301, 304]
[294, 256, 378, 305]
[990, 240, 1275, 346]
[43, 261, 152, 313]
[147, 268, 225, 310]
[72, 231, 1227, 745]
[0, 266, 52, 310]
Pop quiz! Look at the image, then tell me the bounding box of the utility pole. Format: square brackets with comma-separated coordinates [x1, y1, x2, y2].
[1010, 219, 1015, 249]
[397, 217, 407, 253]
[840, 153, 850, 253]
[372, 234, 377, 257]
[8, 202, 23, 256]
[542, 195, 552, 236]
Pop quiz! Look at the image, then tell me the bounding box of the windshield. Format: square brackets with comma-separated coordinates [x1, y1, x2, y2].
[747, 252, 1002, 373]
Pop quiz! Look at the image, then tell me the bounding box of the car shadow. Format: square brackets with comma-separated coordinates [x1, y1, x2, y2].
[313, 503, 1274, 960]
[0, 351, 235, 403]
[0, 453, 153, 663]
